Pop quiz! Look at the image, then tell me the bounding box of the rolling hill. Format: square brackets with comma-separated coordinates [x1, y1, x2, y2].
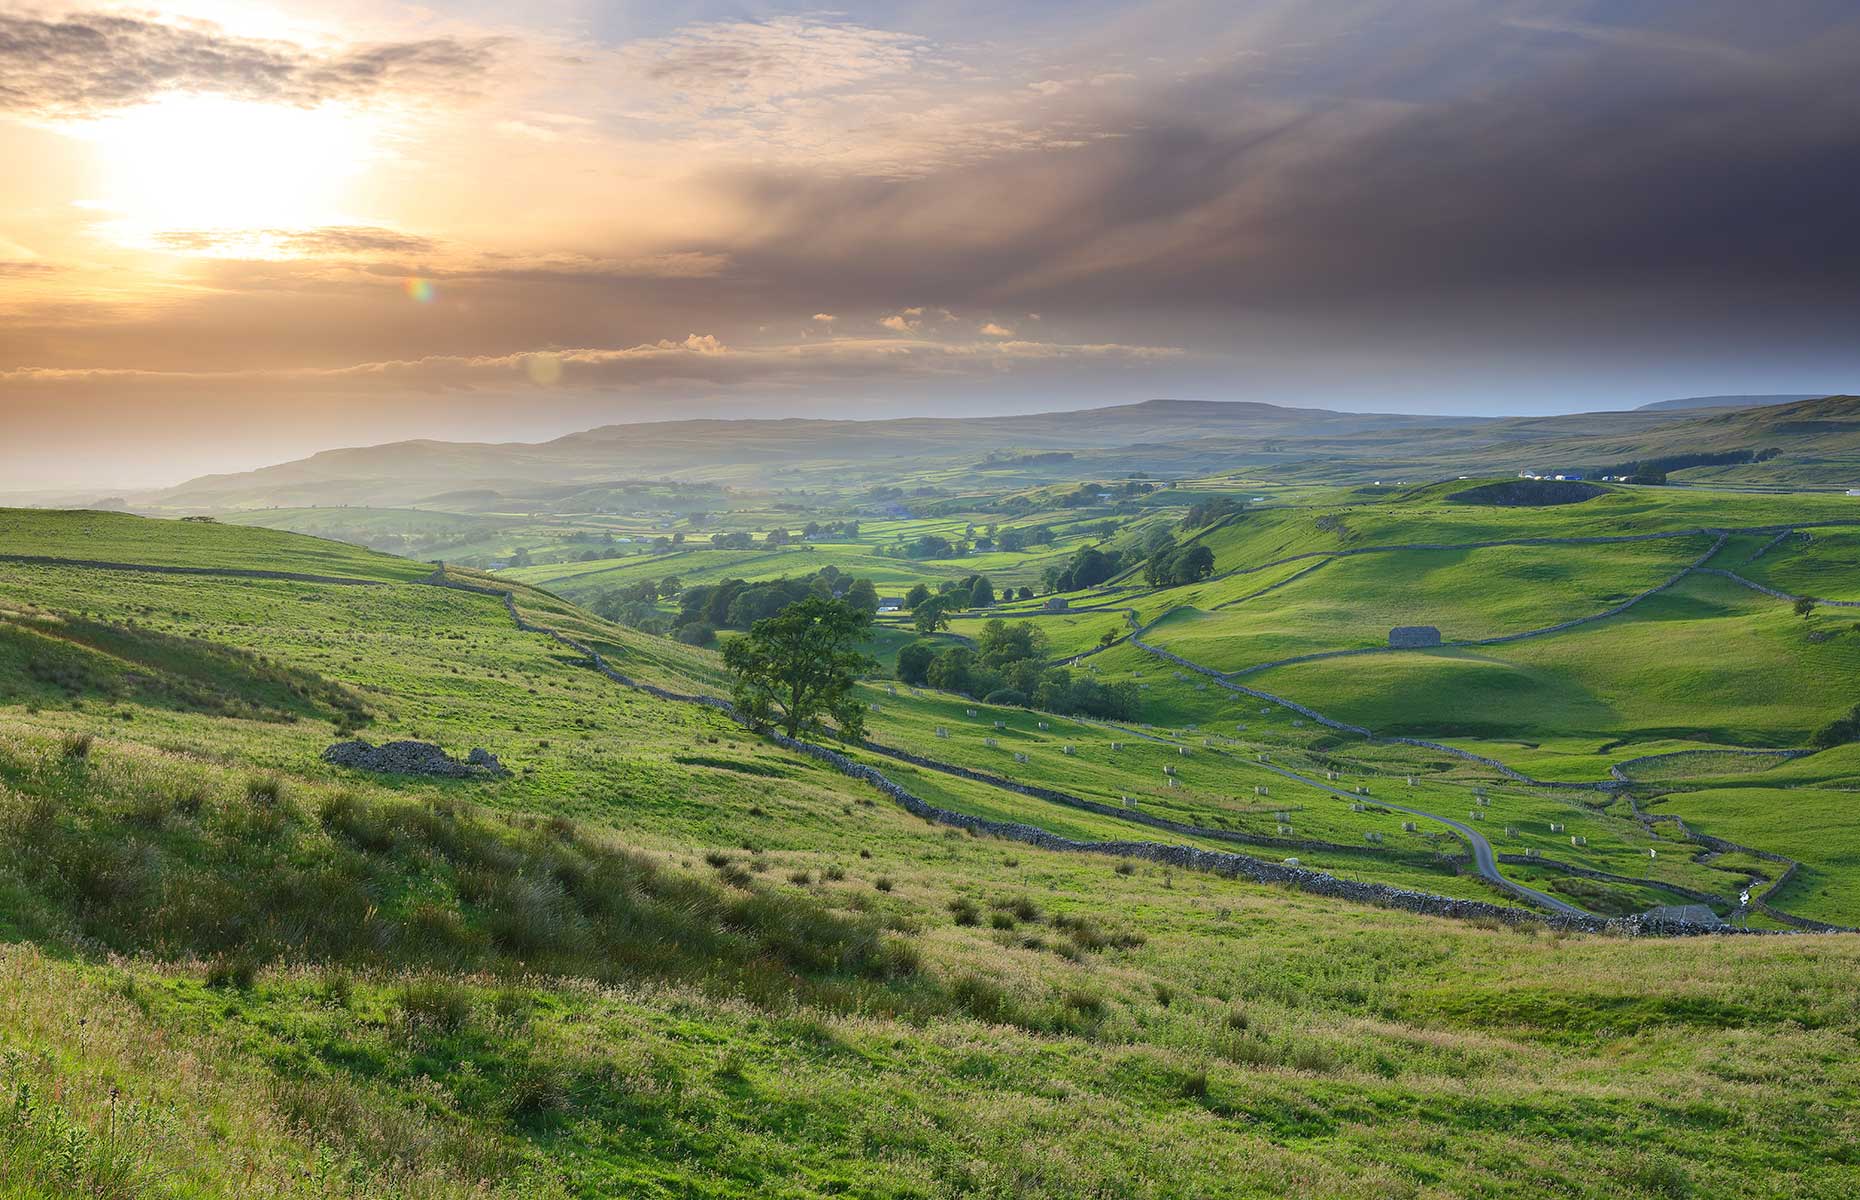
[128, 394, 1860, 511]
[3, 494, 1858, 1196]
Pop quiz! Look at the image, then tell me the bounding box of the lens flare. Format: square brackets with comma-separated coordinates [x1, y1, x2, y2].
[525, 352, 564, 385]
[404, 277, 435, 303]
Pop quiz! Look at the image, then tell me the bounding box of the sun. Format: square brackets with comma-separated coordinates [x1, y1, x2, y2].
[76, 93, 383, 251]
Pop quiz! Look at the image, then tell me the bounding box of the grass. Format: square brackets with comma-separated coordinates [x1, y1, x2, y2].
[1245, 574, 1860, 747]
[1646, 781, 1860, 926]
[2, 506, 1860, 1196]
[1140, 537, 1710, 672]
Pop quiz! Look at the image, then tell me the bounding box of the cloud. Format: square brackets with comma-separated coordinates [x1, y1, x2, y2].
[1, 333, 1181, 396]
[154, 226, 438, 256]
[979, 322, 1015, 337]
[878, 314, 919, 333]
[812, 313, 836, 322]
[0, 12, 499, 117]
[623, 17, 928, 110]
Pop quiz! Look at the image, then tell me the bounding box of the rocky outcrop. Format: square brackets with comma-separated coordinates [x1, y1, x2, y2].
[323, 739, 510, 779]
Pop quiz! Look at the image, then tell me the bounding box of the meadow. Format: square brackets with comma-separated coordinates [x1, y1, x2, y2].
[3, 502, 1859, 1197]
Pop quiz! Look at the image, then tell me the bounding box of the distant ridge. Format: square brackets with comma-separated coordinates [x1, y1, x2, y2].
[1636, 394, 1825, 412]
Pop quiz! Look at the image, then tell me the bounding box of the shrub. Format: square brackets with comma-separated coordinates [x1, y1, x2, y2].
[788, 869, 814, 886]
[245, 775, 284, 805]
[874, 876, 895, 893]
[951, 974, 1011, 1022]
[396, 980, 473, 1035]
[996, 895, 1041, 923]
[205, 953, 259, 990]
[949, 898, 981, 926]
[59, 731, 94, 762]
[1812, 703, 1860, 750]
[504, 1058, 572, 1122]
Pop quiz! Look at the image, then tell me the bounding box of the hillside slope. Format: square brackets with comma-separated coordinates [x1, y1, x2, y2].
[2, 511, 1858, 1197]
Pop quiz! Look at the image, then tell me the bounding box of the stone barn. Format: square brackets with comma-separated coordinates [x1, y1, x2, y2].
[1388, 625, 1442, 648]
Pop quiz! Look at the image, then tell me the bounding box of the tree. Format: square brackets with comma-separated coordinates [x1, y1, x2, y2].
[509, 547, 532, 568]
[1795, 597, 1818, 618]
[1170, 544, 1216, 583]
[1099, 627, 1119, 648]
[896, 641, 938, 685]
[658, 575, 682, 598]
[913, 596, 953, 634]
[1017, 586, 1035, 602]
[844, 578, 880, 614]
[723, 597, 875, 741]
[968, 574, 995, 607]
[904, 582, 932, 609]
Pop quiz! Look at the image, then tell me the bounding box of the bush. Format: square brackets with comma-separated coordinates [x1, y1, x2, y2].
[205, 953, 259, 990]
[59, 731, 93, 762]
[982, 688, 1028, 707]
[951, 974, 1011, 1022]
[995, 895, 1041, 923]
[949, 898, 981, 926]
[396, 980, 474, 1035]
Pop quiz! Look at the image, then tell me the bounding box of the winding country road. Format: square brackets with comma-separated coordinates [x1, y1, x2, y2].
[1246, 757, 1589, 916]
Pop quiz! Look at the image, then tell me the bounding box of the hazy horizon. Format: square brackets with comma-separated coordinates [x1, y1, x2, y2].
[5, 1, 1860, 489]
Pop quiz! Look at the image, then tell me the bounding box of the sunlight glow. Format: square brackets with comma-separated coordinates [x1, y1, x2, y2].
[77, 94, 382, 251]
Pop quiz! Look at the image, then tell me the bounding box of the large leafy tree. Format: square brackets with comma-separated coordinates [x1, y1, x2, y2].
[723, 597, 876, 741]
[913, 596, 954, 634]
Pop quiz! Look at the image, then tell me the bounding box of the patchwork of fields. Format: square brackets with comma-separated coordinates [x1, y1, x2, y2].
[4, 481, 1859, 1198]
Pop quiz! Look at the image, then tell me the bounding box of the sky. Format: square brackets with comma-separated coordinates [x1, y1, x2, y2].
[2, 0, 1859, 489]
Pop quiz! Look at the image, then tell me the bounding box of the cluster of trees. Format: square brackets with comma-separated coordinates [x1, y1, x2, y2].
[1055, 480, 1155, 508]
[1182, 495, 1245, 530]
[1142, 542, 1216, 587]
[1606, 447, 1783, 484]
[904, 575, 1036, 632]
[588, 575, 683, 634]
[672, 567, 879, 644]
[1042, 545, 1123, 593]
[801, 520, 861, 539]
[897, 619, 1140, 720]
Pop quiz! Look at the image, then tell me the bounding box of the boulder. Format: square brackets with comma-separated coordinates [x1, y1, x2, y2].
[322, 739, 511, 779]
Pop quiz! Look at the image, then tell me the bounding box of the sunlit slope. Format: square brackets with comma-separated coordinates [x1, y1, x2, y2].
[0, 508, 436, 581]
[1244, 574, 1860, 744]
[5, 507, 1860, 1195]
[1193, 479, 1860, 576]
[1141, 536, 1713, 672]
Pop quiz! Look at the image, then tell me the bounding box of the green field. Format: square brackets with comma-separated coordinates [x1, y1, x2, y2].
[1244, 574, 1860, 746]
[5, 497, 1860, 1197]
[1139, 537, 1712, 672]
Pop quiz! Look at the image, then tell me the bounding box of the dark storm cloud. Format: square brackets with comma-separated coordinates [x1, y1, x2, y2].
[698, 1, 1860, 331]
[0, 12, 498, 116]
